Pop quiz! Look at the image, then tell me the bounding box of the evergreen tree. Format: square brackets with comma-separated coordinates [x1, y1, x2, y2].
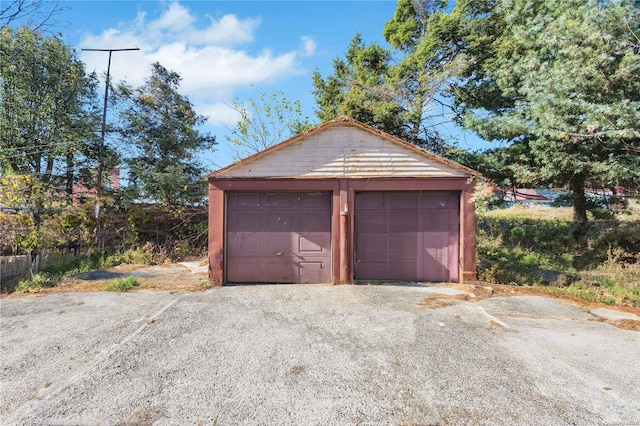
[383, 0, 453, 153]
[117, 62, 216, 208]
[312, 1, 462, 155]
[427, 0, 640, 222]
[312, 34, 405, 139]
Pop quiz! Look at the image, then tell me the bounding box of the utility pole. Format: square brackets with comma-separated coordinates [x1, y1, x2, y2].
[82, 47, 139, 247]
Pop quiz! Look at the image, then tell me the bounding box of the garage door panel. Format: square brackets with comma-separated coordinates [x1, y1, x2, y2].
[298, 234, 329, 254]
[265, 261, 297, 282]
[299, 213, 329, 232]
[298, 262, 325, 283]
[266, 192, 292, 207]
[356, 235, 388, 260]
[230, 213, 262, 232]
[355, 262, 389, 280]
[389, 234, 417, 262]
[356, 192, 386, 208]
[266, 234, 292, 253]
[227, 191, 331, 284]
[356, 262, 415, 281]
[355, 191, 459, 282]
[354, 210, 387, 229]
[389, 193, 418, 208]
[267, 213, 293, 231]
[299, 192, 331, 208]
[227, 260, 269, 282]
[391, 262, 418, 281]
[389, 211, 417, 232]
[420, 210, 452, 228]
[422, 227, 450, 247]
[421, 247, 450, 282]
[234, 192, 262, 207]
[227, 232, 262, 254]
[420, 192, 458, 209]
[423, 247, 448, 269]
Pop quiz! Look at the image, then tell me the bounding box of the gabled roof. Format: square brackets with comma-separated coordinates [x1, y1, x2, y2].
[208, 116, 479, 179]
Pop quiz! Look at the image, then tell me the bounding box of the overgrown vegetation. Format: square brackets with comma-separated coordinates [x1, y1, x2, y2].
[477, 202, 640, 307]
[104, 276, 140, 292]
[1, 23, 213, 292]
[13, 272, 59, 293]
[2, 202, 207, 252]
[225, 90, 314, 161]
[4, 211, 207, 293]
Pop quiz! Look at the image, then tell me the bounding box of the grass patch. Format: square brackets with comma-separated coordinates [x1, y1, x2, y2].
[482, 204, 574, 221]
[537, 281, 640, 307]
[477, 203, 640, 307]
[103, 276, 140, 292]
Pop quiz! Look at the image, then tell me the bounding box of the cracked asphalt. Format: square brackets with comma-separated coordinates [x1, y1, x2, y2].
[1, 284, 639, 425]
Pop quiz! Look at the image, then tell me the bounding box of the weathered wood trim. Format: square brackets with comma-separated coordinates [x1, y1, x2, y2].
[209, 179, 339, 191]
[461, 183, 478, 281]
[346, 178, 470, 192]
[208, 185, 225, 285]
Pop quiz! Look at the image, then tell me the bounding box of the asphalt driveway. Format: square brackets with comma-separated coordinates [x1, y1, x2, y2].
[1, 284, 639, 425]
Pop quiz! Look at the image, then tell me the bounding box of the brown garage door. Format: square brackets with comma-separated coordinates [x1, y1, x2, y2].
[227, 192, 332, 283]
[354, 191, 459, 282]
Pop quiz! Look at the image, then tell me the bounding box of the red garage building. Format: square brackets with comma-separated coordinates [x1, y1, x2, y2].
[207, 116, 479, 285]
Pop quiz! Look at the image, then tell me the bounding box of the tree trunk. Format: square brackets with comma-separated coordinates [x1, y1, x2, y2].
[570, 175, 588, 224]
[66, 151, 74, 200]
[43, 154, 54, 183]
[409, 89, 425, 145]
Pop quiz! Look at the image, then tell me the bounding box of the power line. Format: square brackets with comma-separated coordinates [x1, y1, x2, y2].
[81, 47, 139, 224]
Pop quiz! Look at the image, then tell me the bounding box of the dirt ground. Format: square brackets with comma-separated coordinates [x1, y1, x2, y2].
[421, 282, 640, 331]
[3, 261, 210, 296]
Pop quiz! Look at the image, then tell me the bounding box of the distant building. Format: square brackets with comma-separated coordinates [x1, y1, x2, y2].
[503, 188, 551, 203]
[72, 169, 120, 204]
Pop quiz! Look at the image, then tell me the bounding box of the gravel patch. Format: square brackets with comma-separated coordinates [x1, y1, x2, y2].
[1, 285, 639, 425]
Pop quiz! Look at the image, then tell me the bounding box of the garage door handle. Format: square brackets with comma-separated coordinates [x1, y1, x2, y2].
[274, 251, 283, 256]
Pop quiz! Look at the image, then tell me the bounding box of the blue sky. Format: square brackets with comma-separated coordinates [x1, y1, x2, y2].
[48, 0, 490, 170]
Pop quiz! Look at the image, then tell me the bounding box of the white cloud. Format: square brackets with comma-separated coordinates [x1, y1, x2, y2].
[79, 1, 315, 110]
[187, 14, 259, 46]
[300, 36, 316, 57]
[148, 2, 195, 34]
[196, 102, 242, 127]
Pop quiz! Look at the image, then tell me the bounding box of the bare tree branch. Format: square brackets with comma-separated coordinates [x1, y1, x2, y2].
[0, 0, 65, 33]
[625, 17, 640, 49]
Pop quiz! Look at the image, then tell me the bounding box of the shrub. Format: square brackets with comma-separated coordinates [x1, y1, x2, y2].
[40, 206, 95, 249]
[104, 276, 140, 292]
[14, 272, 58, 292]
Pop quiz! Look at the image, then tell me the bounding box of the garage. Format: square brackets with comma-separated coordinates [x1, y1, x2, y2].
[226, 191, 332, 283]
[354, 191, 459, 282]
[207, 116, 479, 285]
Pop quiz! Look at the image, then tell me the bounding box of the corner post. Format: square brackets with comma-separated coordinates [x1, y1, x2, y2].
[461, 181, 478, 282]
[208, 183, 225, 285]
[339, 204, 349, 284]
